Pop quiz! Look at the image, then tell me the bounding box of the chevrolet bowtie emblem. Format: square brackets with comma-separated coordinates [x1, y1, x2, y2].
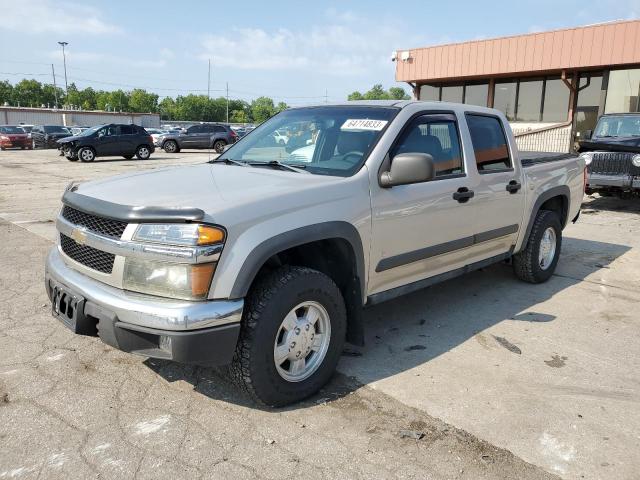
[70, 227, 88, 245]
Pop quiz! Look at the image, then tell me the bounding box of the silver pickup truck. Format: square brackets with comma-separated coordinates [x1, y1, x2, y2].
[45, 101, 586, 406]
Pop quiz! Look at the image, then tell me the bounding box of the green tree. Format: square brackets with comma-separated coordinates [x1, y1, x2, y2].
[229, 109, 248, 123]
[12, 79, 44, 107]
[388, 87, 411, 100]
[0, 80, 13, 105]
[363, 84, 389, 100]
[347, 91, 364, 101]
[158, 97, 177, 120]
[348, 85, 410, 101]
[129, 88, 159, 113]
[275, 101, 288, 113]
[250, 96, 276, 123]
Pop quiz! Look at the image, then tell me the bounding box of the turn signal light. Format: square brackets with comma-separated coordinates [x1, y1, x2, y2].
[197, 225, 225, 245]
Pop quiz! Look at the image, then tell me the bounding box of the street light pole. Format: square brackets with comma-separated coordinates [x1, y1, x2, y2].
[58, 41, 69, 95]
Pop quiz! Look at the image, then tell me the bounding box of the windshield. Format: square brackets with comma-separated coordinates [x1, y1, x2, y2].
[594, 115, 640, 137]
[43, 125, 70, 134]
[0, 126, 25, 134]
[77, 125, 104, 137]
[219, 106, 399, 177]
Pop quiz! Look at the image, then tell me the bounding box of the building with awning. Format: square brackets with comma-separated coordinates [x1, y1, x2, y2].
[394, 20, 640, 152]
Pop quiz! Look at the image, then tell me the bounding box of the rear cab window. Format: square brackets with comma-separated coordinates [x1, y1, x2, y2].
[465, 114, 513, 173]
[390, 113, 464, 179]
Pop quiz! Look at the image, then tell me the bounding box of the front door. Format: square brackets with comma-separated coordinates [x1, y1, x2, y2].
[95, 125, 120, 156]
[368, 113, 479, 296]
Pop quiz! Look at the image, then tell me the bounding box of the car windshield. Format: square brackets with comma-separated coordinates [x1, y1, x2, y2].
[218, 106, 399, 177]
[594, 115, 640, 137]
[43, 125, 70, 133]
[77, 125, 104, 137]
[0, 126, 25, 134]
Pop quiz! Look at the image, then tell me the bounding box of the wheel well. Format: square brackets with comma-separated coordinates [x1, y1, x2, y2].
[539, 195, 568, 227]
[252, 238, 365, 346]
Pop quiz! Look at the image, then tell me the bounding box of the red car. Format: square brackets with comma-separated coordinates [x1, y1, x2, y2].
[0, 126, 31, 150]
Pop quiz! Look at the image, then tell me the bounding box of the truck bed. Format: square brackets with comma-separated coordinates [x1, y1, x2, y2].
[520, 151, 577, 167]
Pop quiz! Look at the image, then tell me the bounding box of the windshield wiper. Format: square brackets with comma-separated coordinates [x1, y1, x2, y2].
[209, 158, 247, 167]
[246, 160, 308, 173]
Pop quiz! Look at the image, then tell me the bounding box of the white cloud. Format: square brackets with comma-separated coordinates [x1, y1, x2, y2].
[0, 0, 120, 35]
[198, 13, 413, 76]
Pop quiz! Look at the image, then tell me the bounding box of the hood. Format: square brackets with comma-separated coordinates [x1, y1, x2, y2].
[57, 135, 83, 144]
[579, 136, 640, 153]
[74, 163, 351, 224]
[4, 133, 28, 139]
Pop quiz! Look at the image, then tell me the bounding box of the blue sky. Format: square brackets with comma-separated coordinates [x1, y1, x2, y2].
[1, 0, 639, 105]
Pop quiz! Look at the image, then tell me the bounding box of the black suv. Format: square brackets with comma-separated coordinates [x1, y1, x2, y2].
[31, 125, 72, 149]
[57, 124, 155, 162]
[159, 123, 237, 153]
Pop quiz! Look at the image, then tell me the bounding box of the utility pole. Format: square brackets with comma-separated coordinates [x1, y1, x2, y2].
[207, 59, 211, 99]
[226, 82, 229, 123]
[325, 89, 328, 103]
[57, 42, 69, 95]
[51, 64, 59, 108]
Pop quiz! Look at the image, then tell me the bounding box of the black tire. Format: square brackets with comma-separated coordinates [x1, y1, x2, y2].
[66, 155, 78, 162]
[229, 266, 347, 407]
[123, 154, 134, 160]
[78, 147, 96, 163]
[163, 140, 179, 153]
[513, 210, 562, 283]
[135, 145, 151, 160]
[213, 139, 226, 153]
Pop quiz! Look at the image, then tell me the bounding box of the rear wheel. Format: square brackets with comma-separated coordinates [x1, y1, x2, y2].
[135, 145, 151, 160]
[213, 139, 226, 153]
[229, 266, 346, 407]
[513, 210, 562, 283]
[163, 140, 178, 153]
[78, 147, 96, 162]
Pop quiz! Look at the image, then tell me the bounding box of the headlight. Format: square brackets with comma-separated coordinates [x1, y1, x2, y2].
[633, 154, 640, 167]
[123, 259, 216, 300]
[134, 224, 225, 246]
[579, 152, 594, 166]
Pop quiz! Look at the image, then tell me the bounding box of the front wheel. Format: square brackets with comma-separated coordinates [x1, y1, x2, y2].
[229, 266, 347, 407]
[78, 147, 96, 162]
[513, 210, 562, 283]
[163, 140, 178, 153]
[135, 145, 151, 160]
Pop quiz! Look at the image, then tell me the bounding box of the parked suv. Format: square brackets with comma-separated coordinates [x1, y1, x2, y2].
[57, 124, 155, 162]
[159, 123, 237, 153]
[578, 113, 640, 196]
[31, 125, 72, 149]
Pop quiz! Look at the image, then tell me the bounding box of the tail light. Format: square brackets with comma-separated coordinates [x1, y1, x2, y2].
[148, 136, 153, 144]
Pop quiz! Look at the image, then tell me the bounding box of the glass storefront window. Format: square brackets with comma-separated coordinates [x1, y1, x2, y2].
[516, 79, 543, 122]
[494, 81, 517, 121]
[441, 85, 463, 103]
[464, 83, 488, 106]
[605, 69, 640, 113]
[577, 73, 603, 107]
[419, 85, 440, 101]
[542, 78, 570, 122]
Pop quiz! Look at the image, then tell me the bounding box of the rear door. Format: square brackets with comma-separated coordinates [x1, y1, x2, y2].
[118, 124, 136, 154]
[463, 113, 525, 253]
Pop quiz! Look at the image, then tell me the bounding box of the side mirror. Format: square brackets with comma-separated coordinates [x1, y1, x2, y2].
[379, 153, 435, 188]
[583, 130, 592, 140]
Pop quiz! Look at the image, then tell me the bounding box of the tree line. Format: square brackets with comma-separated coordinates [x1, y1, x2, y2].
[0, 79, 410, 123]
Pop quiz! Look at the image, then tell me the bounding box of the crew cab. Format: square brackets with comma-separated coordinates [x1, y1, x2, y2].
[158, 123, 237, 154]
[44, 101, 585, 406]
[578, 113, 640, 196]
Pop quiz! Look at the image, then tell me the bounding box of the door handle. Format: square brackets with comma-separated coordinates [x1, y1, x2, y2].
[506, 180, 522, 193]
[453, 187, 474, 203]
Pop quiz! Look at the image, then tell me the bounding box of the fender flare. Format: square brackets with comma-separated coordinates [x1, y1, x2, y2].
[229, 221, 366, 299]
[520, 185, 570, 248]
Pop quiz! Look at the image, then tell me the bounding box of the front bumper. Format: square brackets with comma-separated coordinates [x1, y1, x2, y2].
[587, 173, 634, 189]
[45, 247, 243, 365]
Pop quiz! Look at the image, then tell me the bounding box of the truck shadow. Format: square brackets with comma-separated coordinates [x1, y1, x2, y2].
[582, 194, 640, 214]
[145, 236, 630, 410]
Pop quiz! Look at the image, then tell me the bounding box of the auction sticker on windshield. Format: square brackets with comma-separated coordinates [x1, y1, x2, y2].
[341, 119, 388, 131]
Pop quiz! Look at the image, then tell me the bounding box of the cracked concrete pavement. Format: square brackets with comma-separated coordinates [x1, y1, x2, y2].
[1, 149, 639, 479]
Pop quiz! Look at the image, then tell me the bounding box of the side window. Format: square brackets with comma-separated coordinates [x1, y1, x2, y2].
[186, 125, 200, 134]
[120, 125, 134, 135]
[213, 126, 225, 133]
[465, 114, 512, 172]
[391, 116, 464, 177]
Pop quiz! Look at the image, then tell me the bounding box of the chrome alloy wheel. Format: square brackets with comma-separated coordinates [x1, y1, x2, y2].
[137, 146, 150, 159]
[538, 227, 557, 270]
[273, 301, 331, 382]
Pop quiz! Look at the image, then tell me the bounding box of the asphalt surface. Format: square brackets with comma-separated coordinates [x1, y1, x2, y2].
[0, 148, 638, 479]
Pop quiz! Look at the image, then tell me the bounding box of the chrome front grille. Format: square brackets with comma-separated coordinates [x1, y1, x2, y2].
[60, 233, 115, 274]
[61, 206, 127, 239]
[588, 152, 640, 176]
